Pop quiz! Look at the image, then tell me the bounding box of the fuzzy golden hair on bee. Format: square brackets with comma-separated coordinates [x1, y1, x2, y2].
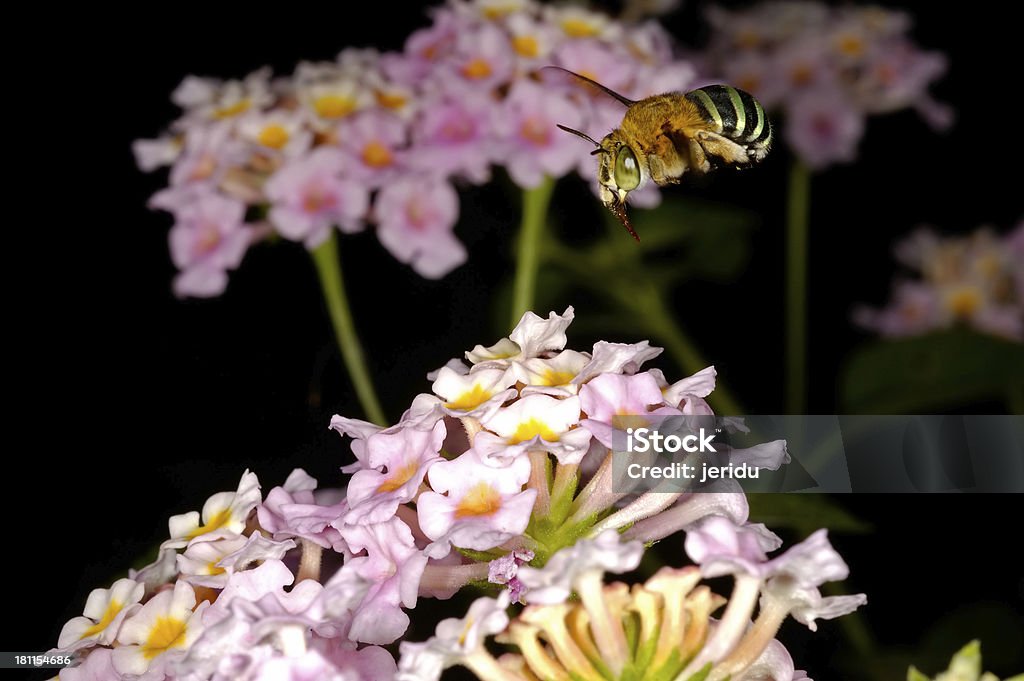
[545, 66, 772, 241]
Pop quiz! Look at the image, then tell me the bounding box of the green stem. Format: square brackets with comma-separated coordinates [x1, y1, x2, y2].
[310, 234, 387, 426]
[786, 159, 810, 415]
[511, 177, 556, 327]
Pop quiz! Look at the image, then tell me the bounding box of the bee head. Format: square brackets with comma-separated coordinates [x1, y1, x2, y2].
[555, 124, 642, 241]
[597, 137, 641, 209]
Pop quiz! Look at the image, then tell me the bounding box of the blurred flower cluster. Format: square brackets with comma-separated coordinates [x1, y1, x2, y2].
[855, 223, 1024, 341]
[134, 0, 696, 297]
[701, 1, 951, 169]
[50, 308, 863, 680]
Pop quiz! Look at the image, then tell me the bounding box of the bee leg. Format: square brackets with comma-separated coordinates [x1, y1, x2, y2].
[687, 138, 712, 174]
[694, 130, 751, 167]
[649, 135, 686, 185]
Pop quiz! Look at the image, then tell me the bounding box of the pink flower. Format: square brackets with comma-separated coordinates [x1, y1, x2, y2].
[167, 122, 242, 189]
[783, 88, 865, 169]
[408, 91, 497, 183]
[335, 518, 428, 644]
[257, 469, 348, 552]
[336, 112, 408, 188]
[579, 371, 675, 448]
[494, 79, 587, 188]
[374, 175, 466, 278]
[166, 190, 251, 298]
[344, 421, 446, 524]
[265, 148, 370, 247]
[443, 22, 515, 89]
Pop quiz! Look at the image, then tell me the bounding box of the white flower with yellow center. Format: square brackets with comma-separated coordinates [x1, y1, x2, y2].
[505, 11, 560, 67]
[417, 448, 537, 558]
[431, 366, 518, 420]
[455, 0, 534, 22]
[398, 591, 511, 681]
[466, 307, 575, 369]
[476, 393, 592, 465]
[176, 533, 293, 590]
[237, 110, 312, 158]
[56, 578, 144, 652]
[171, 68, 272, 124]
[176, 534, 248, 588]
[296, 69, 372, 128]
[112, 580, 209, 676]
[542, 4, 620, 40]
[514, 349, 590, 397]
[164, 469, 262, 549]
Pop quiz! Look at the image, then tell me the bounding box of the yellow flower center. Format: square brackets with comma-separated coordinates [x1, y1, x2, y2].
[946, 288, 982, 318]
[790, 64, 814, 86]
[520, 117, 551, 146]
[377, 461, 419, 493]
[80, 601, 122, 639]
[836, 34, 865, 57]
[462, 58, 493, 80]
[376, 91, 408, 110]
[213, 99, 251, 119]
[257, 124, 290, 149]
[612, 413, 651, 431]
[445, 384, 493, 411]
[362, 141, 393, 168]
[314, 94, 357, 119]
[737, 74, 761, 93]
[205, 561, 227, 576]
[561, 19, 600, 38]
[455, 483, 502, 518]
[538, 369, 575, 387]
[736, 29, 760, 49]
[187, 507, 233, 539]
[509, 418, 560, 444]
[142, 616, 188, 660]
[513, 35, 540, 58]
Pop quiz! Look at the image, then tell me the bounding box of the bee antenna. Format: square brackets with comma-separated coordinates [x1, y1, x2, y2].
[541, 66, 636, 107]
[556, 124, 602, 148]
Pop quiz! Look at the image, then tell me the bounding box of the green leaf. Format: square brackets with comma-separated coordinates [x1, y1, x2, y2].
[907, 666, 932, 681]
[746, 493, 871, 534]
[842, 329, 1024, 413]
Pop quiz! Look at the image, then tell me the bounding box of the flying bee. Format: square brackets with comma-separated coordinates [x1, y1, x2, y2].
[550, 67, 772, 241]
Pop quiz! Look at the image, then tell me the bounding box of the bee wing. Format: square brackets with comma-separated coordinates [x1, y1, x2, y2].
[540, 66, 636, 107]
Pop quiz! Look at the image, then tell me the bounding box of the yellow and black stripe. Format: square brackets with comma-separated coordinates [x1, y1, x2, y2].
[685, 84, 772, 156]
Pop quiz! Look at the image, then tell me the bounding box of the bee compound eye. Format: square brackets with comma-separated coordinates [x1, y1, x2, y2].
[614, 146, 641, 191]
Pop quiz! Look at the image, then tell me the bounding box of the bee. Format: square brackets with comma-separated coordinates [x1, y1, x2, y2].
[551, 67, 772, 241]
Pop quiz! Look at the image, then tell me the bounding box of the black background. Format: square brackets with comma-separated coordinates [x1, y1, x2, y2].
[10, 1, 1022, 678]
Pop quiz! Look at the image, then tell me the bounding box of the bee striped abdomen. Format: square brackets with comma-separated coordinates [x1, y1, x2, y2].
[685, 84, 772, 155]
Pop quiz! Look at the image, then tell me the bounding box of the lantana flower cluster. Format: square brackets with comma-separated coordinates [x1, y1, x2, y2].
[701, 1, 950, 168]
[49, 308, 863, 680]
[854, 223, 1024, 341]
[134, 0, 697, 297]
